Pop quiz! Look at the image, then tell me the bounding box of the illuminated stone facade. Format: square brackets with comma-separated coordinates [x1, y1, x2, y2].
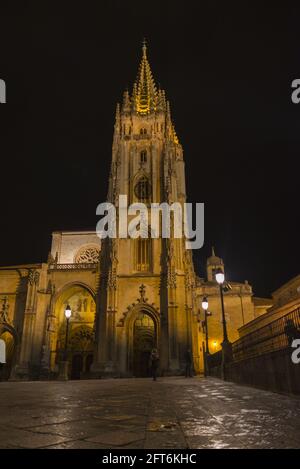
[0, 45, 264, 380]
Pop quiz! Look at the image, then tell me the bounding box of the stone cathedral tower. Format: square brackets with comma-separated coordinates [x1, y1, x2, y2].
[92, 43, 200, 377]
[0, 44, 260, 382]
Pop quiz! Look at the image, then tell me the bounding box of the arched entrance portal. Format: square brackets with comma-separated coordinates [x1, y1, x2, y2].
[52, 284, 96, 379]
[0, 329, 16, 381]
[69, 325, 94, 379]
[132, 312, 156, 377]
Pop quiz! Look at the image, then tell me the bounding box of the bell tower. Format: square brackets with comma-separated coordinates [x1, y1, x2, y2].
[206, 247, 225, 282]
[92, 42, 199, 377]
[109, 41, 185, 209]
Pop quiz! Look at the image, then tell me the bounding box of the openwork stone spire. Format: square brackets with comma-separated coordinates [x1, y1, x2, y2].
[133, 40, 158, 115]
[116, 41, 180, 145]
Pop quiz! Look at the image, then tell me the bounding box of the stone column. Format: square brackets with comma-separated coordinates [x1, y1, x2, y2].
[40, 283, 56, 378]
[166, 237, 180, 372]
[167, 279, 180, 372]
[92, 239, 118, 377]
[15, 270, 39, 379]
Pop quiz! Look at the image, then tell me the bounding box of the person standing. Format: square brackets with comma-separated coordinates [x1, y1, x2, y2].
[150, 348, 159, 381]
[185, 348, 193, 377]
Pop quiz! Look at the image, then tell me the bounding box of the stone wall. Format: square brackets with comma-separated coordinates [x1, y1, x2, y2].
[51, 231, 101, 264]
[208, 348, 300, 395]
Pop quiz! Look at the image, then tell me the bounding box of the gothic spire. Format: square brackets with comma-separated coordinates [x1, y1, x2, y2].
[165, 101, 179, 144]
[156, 88, 166, 112]
[122, 90, 131, 113]
[114, 103, 120, 134]
[133, 40, 157, 115]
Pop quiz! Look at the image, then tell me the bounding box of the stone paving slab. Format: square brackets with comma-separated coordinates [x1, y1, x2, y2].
[0, 377, 299, 449]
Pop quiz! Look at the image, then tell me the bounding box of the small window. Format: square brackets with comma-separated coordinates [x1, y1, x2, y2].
[140, 128, 147, 135]
[140, 150, 147, 163]
[136, 237, 151, 272]
[134, 176, 150, 202]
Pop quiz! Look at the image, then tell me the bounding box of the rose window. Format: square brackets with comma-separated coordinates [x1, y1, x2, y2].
[75, 246, 100, 264]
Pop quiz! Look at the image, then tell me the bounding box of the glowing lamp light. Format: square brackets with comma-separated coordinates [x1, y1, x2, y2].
[65, 304, 72, 319]
[202, 296, 209, 311]
[215, 269, 225, 285]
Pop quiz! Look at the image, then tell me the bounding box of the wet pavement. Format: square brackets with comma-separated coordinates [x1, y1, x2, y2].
[0, 376, 299, 449]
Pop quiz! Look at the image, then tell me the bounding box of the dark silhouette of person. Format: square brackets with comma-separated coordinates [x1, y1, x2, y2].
[284, 318, 300, 346]
[185, 348, 193, 377]
[150, 348, 159, 381]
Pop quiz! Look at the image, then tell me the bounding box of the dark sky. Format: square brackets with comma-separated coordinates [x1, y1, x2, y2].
[0, 1, 299, 298]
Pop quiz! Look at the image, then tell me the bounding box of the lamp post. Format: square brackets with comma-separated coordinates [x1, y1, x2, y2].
[201, 296, 212, 355]
[63, 304, 72, 360]
[215, 269, 228, 343]
[201, 296, 212, 377]
[215, 268, 232, 379]
[58, 304, 72, 380]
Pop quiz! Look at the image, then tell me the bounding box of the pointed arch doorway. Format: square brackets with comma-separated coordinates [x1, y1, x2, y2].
[52, 283, 96, 379]
[0, 326, 17, 381]
[132, 311, 156, 377]
[69, 325, 94, 380]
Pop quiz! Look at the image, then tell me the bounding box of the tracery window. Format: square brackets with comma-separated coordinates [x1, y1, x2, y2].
[134, 313, 154, 328]
[136, 237, 151, 272]
[75, 246, 100, 264]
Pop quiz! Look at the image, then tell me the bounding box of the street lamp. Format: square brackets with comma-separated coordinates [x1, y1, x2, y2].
[215, 269, 225, 287]
[63, 304, 72, 361]
[201, 296, 212, 355]
[58, 304, 72, 380]
[215, 268, 232, 379]
[215, 268, 228, 343]
[201, 296, 212, 378]
[201, 296, 208, 312]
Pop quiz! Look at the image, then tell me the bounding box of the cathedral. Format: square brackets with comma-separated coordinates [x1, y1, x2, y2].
[0, 45, 264, 381]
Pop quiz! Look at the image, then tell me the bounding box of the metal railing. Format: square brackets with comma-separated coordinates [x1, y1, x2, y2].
[207, 350, 222, 369]
[232, 306, 300, 362]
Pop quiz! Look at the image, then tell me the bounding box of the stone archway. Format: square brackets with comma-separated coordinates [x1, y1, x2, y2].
[51, 284, 96, 378]
[132, 312, 156, 377]
[125, 305, 159, 377]
[69, 325, 94, 379]
[0, 324, 17, 381]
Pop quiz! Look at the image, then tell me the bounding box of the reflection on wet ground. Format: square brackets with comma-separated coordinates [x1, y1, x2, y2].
[0, 376, 299, 448]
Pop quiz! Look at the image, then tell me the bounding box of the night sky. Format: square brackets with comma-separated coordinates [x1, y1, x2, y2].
[0, 2, 300, 298]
